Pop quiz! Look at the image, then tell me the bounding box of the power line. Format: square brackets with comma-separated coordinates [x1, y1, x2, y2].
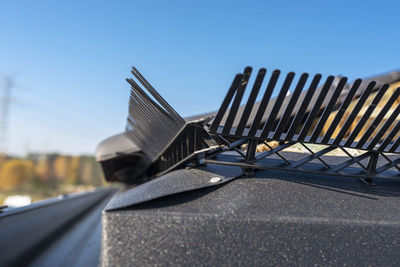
[0, 74, 16, 153]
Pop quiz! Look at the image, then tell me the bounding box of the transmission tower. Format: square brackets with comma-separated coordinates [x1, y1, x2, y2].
[0, 75, 14, 153]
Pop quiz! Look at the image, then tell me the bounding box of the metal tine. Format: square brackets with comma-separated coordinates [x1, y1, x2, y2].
[235, 68, 267, 136]
[355, 87, 400, 149]
[129, 88, 171, 128]
[131, 86, 178, 128]
[273, 73, 309, 139]
[297, 76, 335, 142]
[209, 74, 243, 133]
[388, 135, 400, 153]
[130, 83, 180, 130]
[129, 92, 156, 126]
[126, 119, 159, 156]
[182, 131, 188, 159]
[129, 89, 173, 130]
[188, 129, 195, 154]
[128, 90, 178, 152]
[222, 67, 252, 135]
[128, 111, 161, 146]
[130, 101, 166, 137]
[131, 66, 184, 122]
[129, 87, 163, 121]
[259, 72, 295, 139]
[322, 79, 362, 143]
[128, 79, 169, 120]
[309, 77, 348, 143]
[367, 99, 400, 150]
[345, 83, 390, 146]
[333, 81, 376, 146]
[286, 74, 322, 141]
[127, 78, 176, 123]
[248, 70, 280, 137]
[177, 140, 182, 161]
[379, 117, 400, 151]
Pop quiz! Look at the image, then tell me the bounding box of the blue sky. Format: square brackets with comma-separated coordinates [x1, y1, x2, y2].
[1, 0, 399, 155]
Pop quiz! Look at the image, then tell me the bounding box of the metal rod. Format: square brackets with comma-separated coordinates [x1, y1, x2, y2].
[345, 83, 389, 146]
[248, 70, 280, 137]
[297, 76, 335, 141]
[321, 79, 361, 143]
[309, 77, 348, 142]
[222, 67, 252, 135]
[286, 74, 322, 141]
[235, 68, 266, 136]
[273, 73, 309, 139]
[356, 87, 400, 149]
[209, 74, 243, 133]
[333, 81, 377, 145]
[260, 72, 295, 138]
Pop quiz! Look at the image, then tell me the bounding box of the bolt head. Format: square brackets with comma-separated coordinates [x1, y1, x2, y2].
[209, 177, 222, 183]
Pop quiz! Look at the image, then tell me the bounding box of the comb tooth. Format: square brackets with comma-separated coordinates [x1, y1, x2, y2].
[355, 86, 400, 149]
[322, 78, 362, 143]
[309, 77, 348, 143]
[297, 75, 335, 142]
[273, 73, 309, 140]
[248, 70, 280, 137]
[209, 73, 243, 133]
[333, 81, 376, 146]
[130, 81, 179, 131]
[188, 128, 195, 154]
[129, 83, 164, 124]
[131, 66, 184, 122]
[125, 68, 187, 160]
[129, 92, 154, 126]
[368, 102, 400, 150]
[379, 115, 400, 151]
[388, 134, 400, 152]
[222, 67, 252, 135]
[259, 72, 295, 139]
[127, 78, 178, 123]
[182, 131, 188, 159]
[129, 88, 172, 131]
[235, 68, 266, 136]
[345, 83, 389, 147]
[286, 74, 321, 141]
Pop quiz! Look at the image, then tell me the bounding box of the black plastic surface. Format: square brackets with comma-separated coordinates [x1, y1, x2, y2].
[103, 168, 400, 266]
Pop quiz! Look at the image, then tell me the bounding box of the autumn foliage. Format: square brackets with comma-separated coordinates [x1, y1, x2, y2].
[0, 154, 103, 191]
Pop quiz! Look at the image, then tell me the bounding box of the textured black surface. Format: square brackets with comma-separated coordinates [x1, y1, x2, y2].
[103, 168, 400, 266]
[105, 164, 243, 211]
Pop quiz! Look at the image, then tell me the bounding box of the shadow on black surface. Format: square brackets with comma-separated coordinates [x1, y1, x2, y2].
[253, 168, 400, 199]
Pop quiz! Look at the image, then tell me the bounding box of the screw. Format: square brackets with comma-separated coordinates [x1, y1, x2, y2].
[209, 177, 222, 183]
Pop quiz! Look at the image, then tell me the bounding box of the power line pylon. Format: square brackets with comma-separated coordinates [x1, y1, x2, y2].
[0, 75, 15, 154]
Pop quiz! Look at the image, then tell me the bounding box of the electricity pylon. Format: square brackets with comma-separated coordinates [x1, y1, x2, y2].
[0, 75, 15, 154]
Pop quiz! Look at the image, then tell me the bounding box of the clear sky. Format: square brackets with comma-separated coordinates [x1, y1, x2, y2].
[1, 0, 399, 155]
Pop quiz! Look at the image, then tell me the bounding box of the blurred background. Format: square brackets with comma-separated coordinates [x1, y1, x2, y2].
[1, 0, 400, 206]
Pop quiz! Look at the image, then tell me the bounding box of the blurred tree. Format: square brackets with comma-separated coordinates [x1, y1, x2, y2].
[80, 156, 94, 185]
[0, 159, 34, 190]
[53, 156, 70, 181]
[35, 157, 52, 183]
[67, 156, 80, 184]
